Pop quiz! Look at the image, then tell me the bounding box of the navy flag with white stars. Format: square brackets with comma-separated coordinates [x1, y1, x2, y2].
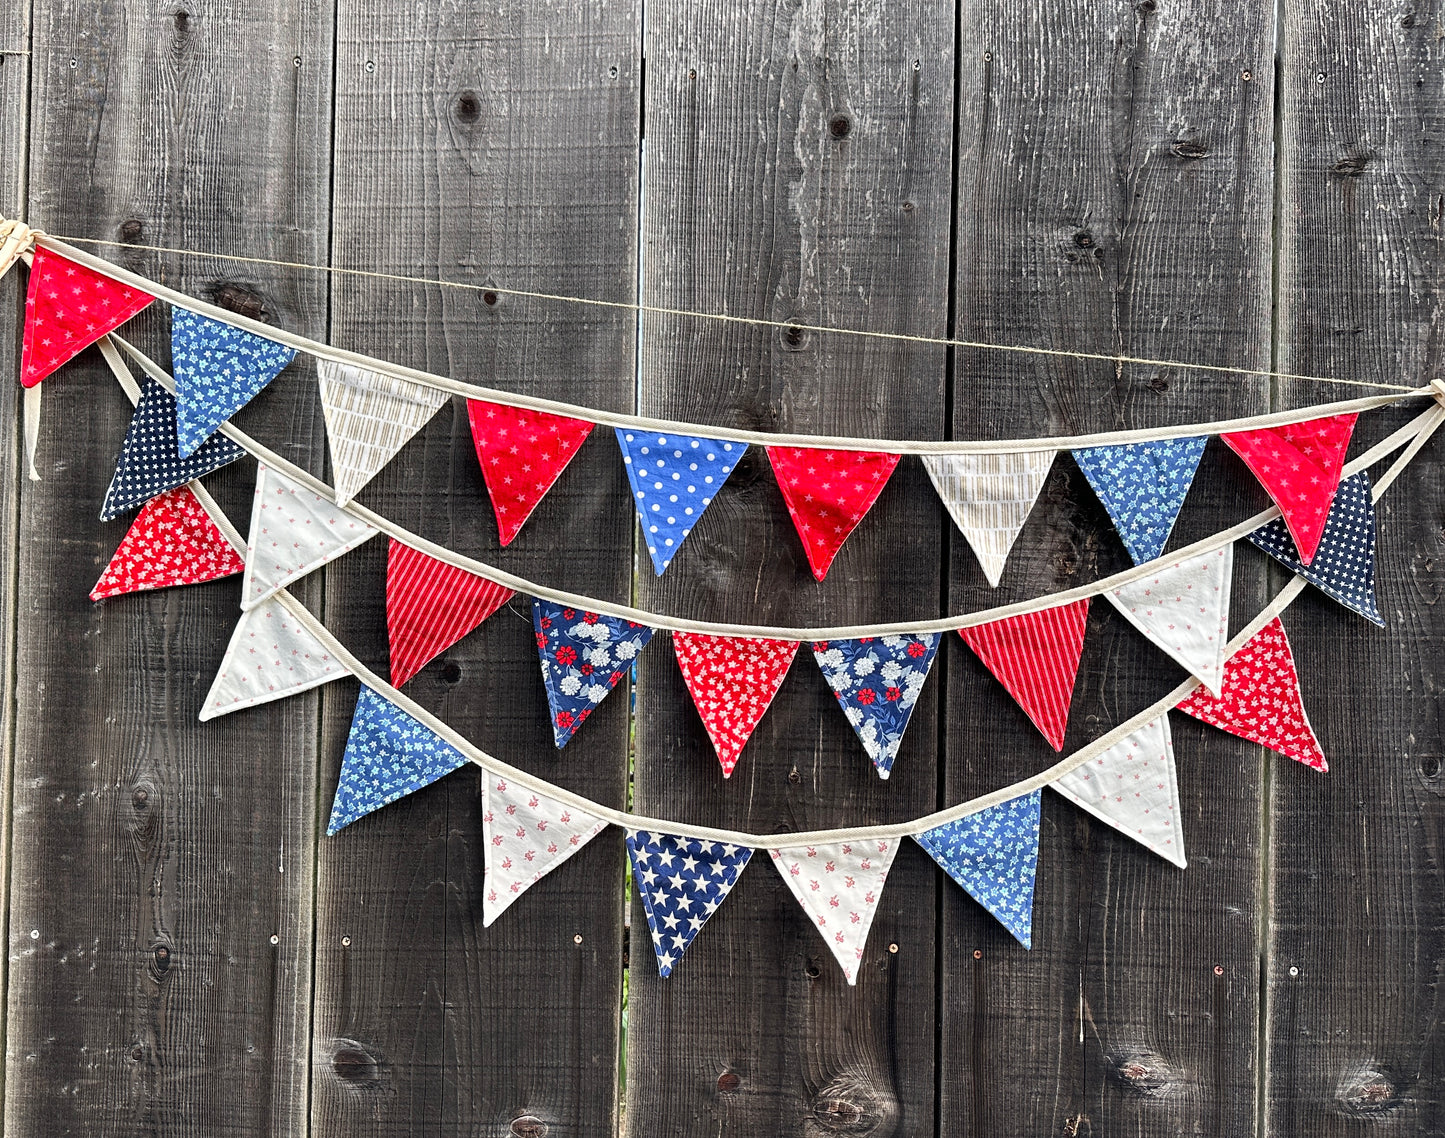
[626, 830, 751, 978]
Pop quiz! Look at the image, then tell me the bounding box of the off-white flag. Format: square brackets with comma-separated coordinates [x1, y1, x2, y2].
[922, 452, 1055, 587]
[769, 837, 899, 985]
[318, 359, 449, 505]
[482, 774, 608, 926]
[200, 596, 349, 720]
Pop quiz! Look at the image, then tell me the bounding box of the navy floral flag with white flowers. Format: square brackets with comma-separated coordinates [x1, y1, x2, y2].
[532, 598, 654, 747]
[811, 634, 941, 779]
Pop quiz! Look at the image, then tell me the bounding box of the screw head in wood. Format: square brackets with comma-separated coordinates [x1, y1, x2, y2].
[573, 934, 583, 945]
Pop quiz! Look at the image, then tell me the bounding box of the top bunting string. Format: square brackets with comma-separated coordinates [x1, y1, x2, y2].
[105, 332, 1436, 642]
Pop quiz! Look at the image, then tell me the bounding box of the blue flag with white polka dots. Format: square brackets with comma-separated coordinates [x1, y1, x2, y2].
[627, 829, 752, 978]
[172, 307, 297, 458]
[1072, 436, 1208, 565]
[615, 429, 745, 574]
[1246, 471, 1383, 625]
[915, 791, 1041, 948]
[101, 376, 247, 521]
[328, 688, 470, 835]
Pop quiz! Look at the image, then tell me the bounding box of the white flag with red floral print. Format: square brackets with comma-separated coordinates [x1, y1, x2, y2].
[482, 775, 608, 927]
[769, 837, 899, 985]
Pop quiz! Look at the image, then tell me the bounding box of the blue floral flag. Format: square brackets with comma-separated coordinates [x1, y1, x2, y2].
[172, 307, 297, 457]
[1071, 436, 1208, 565]
[327, 688, 470, 835]
[811, 634, 941, 779]
[1246, 471, 1383, 625]
[615, 429, 745, 575]
[915, 791, 1042, 948]
[626, 830, 751, 978]
[533, 599, 654, 747]
[101, 376, 246, 520]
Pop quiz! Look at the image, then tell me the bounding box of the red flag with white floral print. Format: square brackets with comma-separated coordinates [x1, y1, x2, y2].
[769, 837, 899, 985]
[386, 539, 516, 686]
[766, 446, 901, 580]
[90, 486, 244, 601]
[1173, 617, 1326, 771]
[672, 631, 799, 777]
[467, 399, 595, 546]
[22, 246, 155, 387]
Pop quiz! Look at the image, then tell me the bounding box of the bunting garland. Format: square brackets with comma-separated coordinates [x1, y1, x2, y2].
[21, 246, 154, 386]
[770, 838, 898, 985]
[672, 632, 799, 777]
[91, 486, 245, 601]
[200, 595, 349, 720]
[318, 359, 449, 505]
[483, 776, 608, 926]
[922, 451, 1054, 587]
[468, 400, 594, 546]
[766, 446, 900, 580]
[1072, 437, 1208, 565]
[617, 429, 744, 574]
[811, 634, 941, 778]
[628, 831, 752, 977]
[1103, 547, 1232, 695]
[172, 308, 297, 457]
[532, 599, 653, 747]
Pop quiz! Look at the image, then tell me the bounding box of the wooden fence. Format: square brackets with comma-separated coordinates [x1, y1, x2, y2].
[0, 1, 1441, 1134]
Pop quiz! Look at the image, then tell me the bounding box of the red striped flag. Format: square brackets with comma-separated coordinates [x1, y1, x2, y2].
[959, 598, 1090, 750]
[386, 539, 515, 685]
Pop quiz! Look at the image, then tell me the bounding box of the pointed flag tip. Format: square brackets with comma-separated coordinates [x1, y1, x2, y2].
[812, 634, 940, 779]
[767, 446, 900, 581]
[616, 429, 745, 575]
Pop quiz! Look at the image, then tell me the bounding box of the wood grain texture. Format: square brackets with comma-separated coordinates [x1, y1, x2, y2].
[627, 1, 953, 1132]
[943, 3, 1277, 1134]
[311, 3, 640, 1135]
[4, 4, 333, 1136]
[1269, 7, 1445, 1133]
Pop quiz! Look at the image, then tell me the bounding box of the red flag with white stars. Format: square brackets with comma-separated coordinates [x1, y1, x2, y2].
[90, 486, 244, 601]
[467, 400, 594, 546]
[386, 539, 516, 686]
[1174, 616, 1326, 771]
[672, 631, 799, 777]
[766, 446, 901, 581]
[1221, 414, 1357, 566]
[22, 246, 155, 387]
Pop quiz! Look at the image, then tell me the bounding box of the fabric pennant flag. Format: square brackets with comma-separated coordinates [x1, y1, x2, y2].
[21, 245, 156, 387]
[628, 830, 752, 978]
[387, 539, 516, 686]
[91, 486, 245, 600]
[672, 632, 799, 777]
[770, 837, 898, 985]
[959, 599, 1090, 750]
[921, 451, 1055, 587]
[811, 634, 941, 779]
[327, 687, 470, 834]
[1222, 413, 1358, 565]
[766, 446, 901, 581]
[1247, 471, 1383, 625]
[172, 307, 297, 457]
[616, 429, 745, 574]
[532, 599, 654, 747]
[1174, 617, 1326, 770]
[467, 399, 595, 546]
[482, 774, 608, 927]
[199, 595, 349, 720]
[241, 464, 379, 609]
[1104, 546, 1232, 696]
[915, 791, 1041, 948]
[1071, 436, 1208, 565]
[100, 376, 247, 521]
[318, 358, 449, 506]
[1052, 716, 1185, 867]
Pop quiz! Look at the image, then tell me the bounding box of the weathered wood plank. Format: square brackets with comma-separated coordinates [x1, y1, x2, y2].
[1268, 7, 1445, 1132]
[5, 4, 333, 1136]
[628, 2, 953, 1132]
[312, 4, 640, 1135]
[942, 3, 1276, 1134]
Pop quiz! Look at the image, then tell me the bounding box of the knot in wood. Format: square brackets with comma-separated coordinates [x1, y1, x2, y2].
[331, 1039, 384, 1088]
[1170, 139, 1209, 161]
[510, 1115, 549, 1137]
[716, 1071, 742, 1094]
[1336, 1066, 1399, 1115]
[1108, 1050, 1177, 1097]
[1332, 153, 1372, 178]
[454, 90, 482, 124]
[828, 113, 853, 139]
[206, 281, 271, 322]
[806, 1074, 895, 1135]
[148, 941, 173, 982]
[118, 219, 146, 244]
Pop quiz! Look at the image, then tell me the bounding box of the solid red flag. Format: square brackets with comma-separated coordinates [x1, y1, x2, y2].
[766, 445, 900, 581]
[673, 631, 799, 777]
[22, 246, 155, 387]
[90, 486, 244, 601]
[467, 399, 594, 545]
[386, 539, 516, 685]
[959, 598, 1090, 751]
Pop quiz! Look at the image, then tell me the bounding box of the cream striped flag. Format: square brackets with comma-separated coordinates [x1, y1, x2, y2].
[922, 451, 1055, 587]
[386, 539, 516, 686]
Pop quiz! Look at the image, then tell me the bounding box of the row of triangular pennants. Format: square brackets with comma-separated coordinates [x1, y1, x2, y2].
[30, 244, 1367, 584]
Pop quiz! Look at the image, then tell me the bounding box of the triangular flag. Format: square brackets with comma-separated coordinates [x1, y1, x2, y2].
[482, 774, 608, 927]
[1103, 546, 1233, 696]
[959, 599, 1090, 750]
[318, 358, 449, 505]
[811, 634, 941, 779]
[921, 451, 1055, 586]
[91, 486, 245, 600]
[672, 632, 799, 777]
[1247, 472, 1383, 625]
[241, 464, 379, 609]
[467, 399, 595, 545]
[1222, 414, 1357, 565]
[1052, 716, 1185, 867]
[628, 830, 752, 977]
[21, 246, 155, 386]
[327, 688, 470, 834]
[100, 377, 247, 521]
[1071, 437, 1208, 565]
[766, 446, 901, 580]
[616, 429, 745, 574]
[199, 595, 348, 720]
[532, 599, 654, 747]
[915, 791, 1041, 947]
[386, 539, 516, 686]
[770, 837, 898, 985]
[172, 307, 297, 457]
[1174, 617, 1326, 770]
